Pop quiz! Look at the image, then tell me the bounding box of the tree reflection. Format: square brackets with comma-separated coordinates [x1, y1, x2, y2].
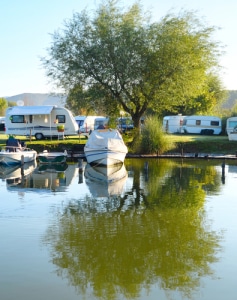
[43, 159, 223, 299]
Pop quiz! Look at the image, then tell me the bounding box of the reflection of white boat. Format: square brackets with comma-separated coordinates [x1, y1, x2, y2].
[84, 163, 128, 197]
[7, 164, 78, 193]
[0, 146, 37, 166]
[38, 150, 68, 164]
[0, 160, 37, 186]
[84, 129, 128, 166]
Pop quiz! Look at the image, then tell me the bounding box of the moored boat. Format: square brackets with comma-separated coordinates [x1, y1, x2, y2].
[0, 146, 37, 166]
[38, 150, 68, 164]
[84, 129, 128, 166]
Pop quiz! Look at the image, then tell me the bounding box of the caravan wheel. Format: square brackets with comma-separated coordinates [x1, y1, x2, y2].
[35, 133, 44, 140]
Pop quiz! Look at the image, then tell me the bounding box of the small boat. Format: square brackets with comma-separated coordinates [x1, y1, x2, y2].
[84, 129, 128, 166]
[38, 150, 68, 164]
[0, 146, 37, 166]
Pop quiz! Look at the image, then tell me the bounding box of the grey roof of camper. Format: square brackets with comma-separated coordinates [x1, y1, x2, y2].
[7, 106, 57, 115]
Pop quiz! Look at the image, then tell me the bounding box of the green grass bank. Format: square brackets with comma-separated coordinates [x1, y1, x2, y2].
[0, 133, 237, 156]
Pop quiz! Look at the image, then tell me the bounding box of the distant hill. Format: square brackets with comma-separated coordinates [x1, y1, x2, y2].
[3, 90, 237, 111]
[222, 90, 237, 109]
[5, 93, 67, 106]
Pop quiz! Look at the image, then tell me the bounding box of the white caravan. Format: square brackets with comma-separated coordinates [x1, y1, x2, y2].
[226, 117, 237, 140]
[163, 115, 185, 133]
[5, 105, 79, 140]
[74, 115, 108, 136]
[226, 117, 237, 135]
[181, 115, 222, 135]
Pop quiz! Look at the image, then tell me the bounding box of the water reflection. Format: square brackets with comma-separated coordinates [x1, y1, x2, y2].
[0, 160, 37, 186]
[4, 162, 77, 192]
[42, 159, 223, 300]
[84, 163, 128, 197]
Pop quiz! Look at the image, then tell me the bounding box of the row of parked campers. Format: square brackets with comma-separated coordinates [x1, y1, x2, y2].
[74, 116, 109, 135]
[74, 116, 134, 135]
[163, 115, 222, 135]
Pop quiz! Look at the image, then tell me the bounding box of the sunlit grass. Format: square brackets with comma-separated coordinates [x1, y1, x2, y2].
[0, 132, 235, 155]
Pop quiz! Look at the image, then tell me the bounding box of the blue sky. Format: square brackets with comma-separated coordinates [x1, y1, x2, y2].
[1, 0, 236, 97]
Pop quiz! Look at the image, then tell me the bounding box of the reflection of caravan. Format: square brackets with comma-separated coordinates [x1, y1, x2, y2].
[75, 115, 108, 135]
[163, 115, 185, 133]
[5, 105, 78, 140]
[181, 115, 222, 135]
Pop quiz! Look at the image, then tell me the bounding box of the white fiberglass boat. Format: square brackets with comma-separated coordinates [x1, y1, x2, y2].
[84, 129, 128, 166]
[0, 146, 37, 166]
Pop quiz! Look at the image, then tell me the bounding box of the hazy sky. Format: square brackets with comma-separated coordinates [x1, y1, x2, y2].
[1, 0, 236, 97]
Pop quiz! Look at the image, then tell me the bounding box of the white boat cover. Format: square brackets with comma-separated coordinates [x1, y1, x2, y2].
[85, 129, 128, 152]
[8, 106, 54, 115]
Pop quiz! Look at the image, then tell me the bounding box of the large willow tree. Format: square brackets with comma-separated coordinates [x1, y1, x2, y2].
[42, 0, 222, 128]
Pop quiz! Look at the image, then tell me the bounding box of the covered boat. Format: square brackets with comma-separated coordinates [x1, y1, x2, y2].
[38, 150, 68, 164]
[84, 129, 128, 166]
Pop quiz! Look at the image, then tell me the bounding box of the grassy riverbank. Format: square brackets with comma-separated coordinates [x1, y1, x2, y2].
[0, 133, 237, 156]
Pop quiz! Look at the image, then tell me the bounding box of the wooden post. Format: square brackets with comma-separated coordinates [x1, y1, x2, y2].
[78, 159, 83, 172]
[21, 155, 24, 166]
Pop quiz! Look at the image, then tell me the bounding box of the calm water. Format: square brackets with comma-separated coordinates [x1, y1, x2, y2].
[0, 158, 236, 300]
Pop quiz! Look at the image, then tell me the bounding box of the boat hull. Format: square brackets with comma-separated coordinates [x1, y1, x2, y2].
[38, 151, 68, 164]
[0, 149, 37, 166]
[84, 149, 127, 166]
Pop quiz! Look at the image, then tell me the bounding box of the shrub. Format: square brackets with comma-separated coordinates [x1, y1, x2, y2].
[136, 116, 174, 154]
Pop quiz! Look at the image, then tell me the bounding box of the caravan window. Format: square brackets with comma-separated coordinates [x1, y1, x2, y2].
[56, 115, 65, 123]
[196, 120, 201, 125]
[211, 120, 219, 126]
[11, 115, 25, 123]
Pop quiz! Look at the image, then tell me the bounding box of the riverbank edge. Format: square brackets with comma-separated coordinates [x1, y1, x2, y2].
[71, 152, 237, 160]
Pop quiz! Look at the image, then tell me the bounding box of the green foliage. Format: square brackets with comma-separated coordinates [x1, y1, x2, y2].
[0, 97, 8, 115]
[162, 73, 227, 116]
[135, 115, 174, 154]
[42, 0, 223, 130]
[66, 83, 120, 116]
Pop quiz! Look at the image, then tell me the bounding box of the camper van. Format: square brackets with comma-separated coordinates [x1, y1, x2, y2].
[163, 115, 185, 133]
[117, 117, 134, 132]
[5, 105, 79, 140]
[181, 115, 222, 135]
[74, 115, 108, 135]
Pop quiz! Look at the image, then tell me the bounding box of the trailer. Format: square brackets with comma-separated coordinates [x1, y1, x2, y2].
[181, 115, 222, 135]
[74, 115, 108, 136]
[163, 115, 185, 133]
[226, 117, 237, 140]
[5, 105, 79, 140]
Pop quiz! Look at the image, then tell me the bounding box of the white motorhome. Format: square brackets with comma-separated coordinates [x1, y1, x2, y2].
[181, 115, 222, 135]
[74, 115, 108, 135]
[5, 105, 79, 140]
[163, 115, 185, 133]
